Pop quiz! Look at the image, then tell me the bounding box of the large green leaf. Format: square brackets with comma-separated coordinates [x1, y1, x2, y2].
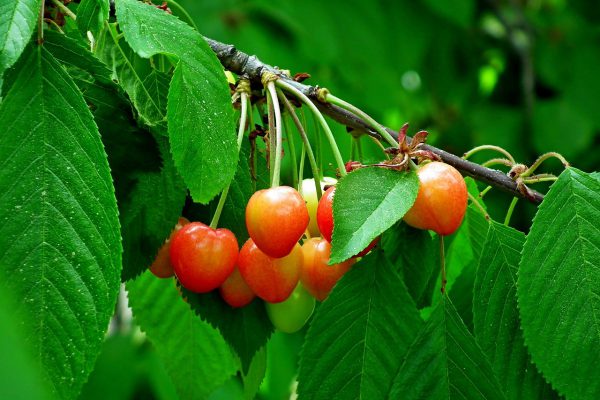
[127, 271, 239, 399]
[116, 0, 237, 204]
[0, 45, 121, 398]
[330, 168, 419, 263]
[381, 222, 439, 309]
[389, 295, 506, 399]
[297, 250, 423, 399]
[474, 222, 557, 400]
[0, 0, 40, 77]
[76, 0, 109, 41]
[182, 287, 274, 374]
[518, 168, 600, 399]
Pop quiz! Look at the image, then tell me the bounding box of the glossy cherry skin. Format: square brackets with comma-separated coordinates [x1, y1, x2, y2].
[150, 217, 190, 278]
[301, 177, 337, 237]
[300, 238, 355, 301]
[219, 267, 255, 308]
[169, 222, 238, 293]
[403, 161, 468, 236]
[316, 186, 379, 257]
[246, 186, 309, 258]
[266, 283, 315, 333]
[238, 239, 303, 303]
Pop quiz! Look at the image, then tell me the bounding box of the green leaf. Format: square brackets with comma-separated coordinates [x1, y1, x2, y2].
[0, 290, 51, 400]
[330, 168, 419, 263]
[182, 287, 274, 374]
[297, 250, 423, 399]
[120, 137, 187, 281]
[389, 295, 506, 399]
[0, 0, 40, 77]
[518, 168, 600, 399]
[242, 347, 267, 400]
[127, 271, 239, 399]
[133, 69, 170, 127]
[474, 222, 557, 400]
[116, 0, 237, 204]
[446, 206, 490, 330]
[76, 0, 109, 40]
[381, 223, 439, 309]
[0, 45, 121, 398]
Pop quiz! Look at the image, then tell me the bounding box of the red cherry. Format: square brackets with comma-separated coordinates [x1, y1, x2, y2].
[403, 161, 468, 236]
[219, 267, 255, 308]
[150, 217, 190, 278]
[246, 186, 309, 258]
[316, 186, 379, 257]
[169, 222, 238, 293]
[238, 238, 303, 303]
[300, 238, 355, 301]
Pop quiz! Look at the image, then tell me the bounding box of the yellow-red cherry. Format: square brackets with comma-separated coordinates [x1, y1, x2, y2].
[150, 217, 190, 278]
[316, 186, 379, 257]
[403, 161, 468, 236]
[238, 238, 303, 303]
[300, 238, 355, 301]
[246, 186, 309, 258]
[219, 266, 255, 308]
[169, 222, 238, 293]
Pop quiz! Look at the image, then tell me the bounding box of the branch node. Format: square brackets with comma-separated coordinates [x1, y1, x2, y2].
[316, 87, 330, 103]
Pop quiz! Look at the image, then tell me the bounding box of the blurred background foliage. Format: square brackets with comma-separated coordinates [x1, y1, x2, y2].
[75, 0, 598, 399]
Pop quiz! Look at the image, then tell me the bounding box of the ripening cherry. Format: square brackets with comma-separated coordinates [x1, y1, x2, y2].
[300, 177, 337, 238]
[169, 222, 238, 293]
[266, 283, 315, 333]
[238, 239, 303, 303]
[300, 238, 355, 301]
[219, 266, 255, 308]
[150, 217, 190, 278]
[403, 161, 468, 236]
[316, 186, 379, 257]
[246, 186, 309, 258]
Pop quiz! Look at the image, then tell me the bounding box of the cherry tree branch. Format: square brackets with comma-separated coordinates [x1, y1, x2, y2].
[206, 37, 543, 204]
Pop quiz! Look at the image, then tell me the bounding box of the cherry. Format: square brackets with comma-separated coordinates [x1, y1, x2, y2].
[219, 266, 255, 308]
[300, 238, 355, 301]
[169, 222, 238, 293]
[246, 186, 309, 258]
[238, 238, 303, 303]
[300, 177, 337, 238]
[403, 161, 468, 236]
[150, 217, 190, 278]
[316, 186, 379, 257]
[266, 283, 315, 333]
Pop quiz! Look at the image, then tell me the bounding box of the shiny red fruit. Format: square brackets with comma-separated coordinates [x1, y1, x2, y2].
[403, 161, 468, 236]
[150, 217, 190, 278]
[169, 222, 238, 293]
[316, 186, 379, 257]
[238, 239, 303, 303]
[300, 238, 355, 301]
[219, 267, 255, 308]
[246, 186, 309, 258]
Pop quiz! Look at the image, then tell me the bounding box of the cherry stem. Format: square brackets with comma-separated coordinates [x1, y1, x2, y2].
[325, 93, 398, 148]
[50, 0, 77, 20]
[408, 158, 419, 171]
[520, 152, 569, 178]
[504, 197, 518, 227]
[276, 80, 347, 177]
[37, 1, 45, 44]
[482, 158, 514, 168]
[165, 0, 199, 31]
[440, 235, 447, 294]
[267, 88, 275, 184]
[479, 185, 493, 198]
[522, 174, 558, 184]
[277, 88, 322, 199]
[468, 192, 490, 220]
[463, 145, 516, 164]
[298, 142, 306, 190]
[210, 92, 248, 229]
[283, 116, 298, 190]
[368, 136, 391, 159]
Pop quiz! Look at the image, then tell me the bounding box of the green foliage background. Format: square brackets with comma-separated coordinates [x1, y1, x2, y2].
[1, 0, 599, 399]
